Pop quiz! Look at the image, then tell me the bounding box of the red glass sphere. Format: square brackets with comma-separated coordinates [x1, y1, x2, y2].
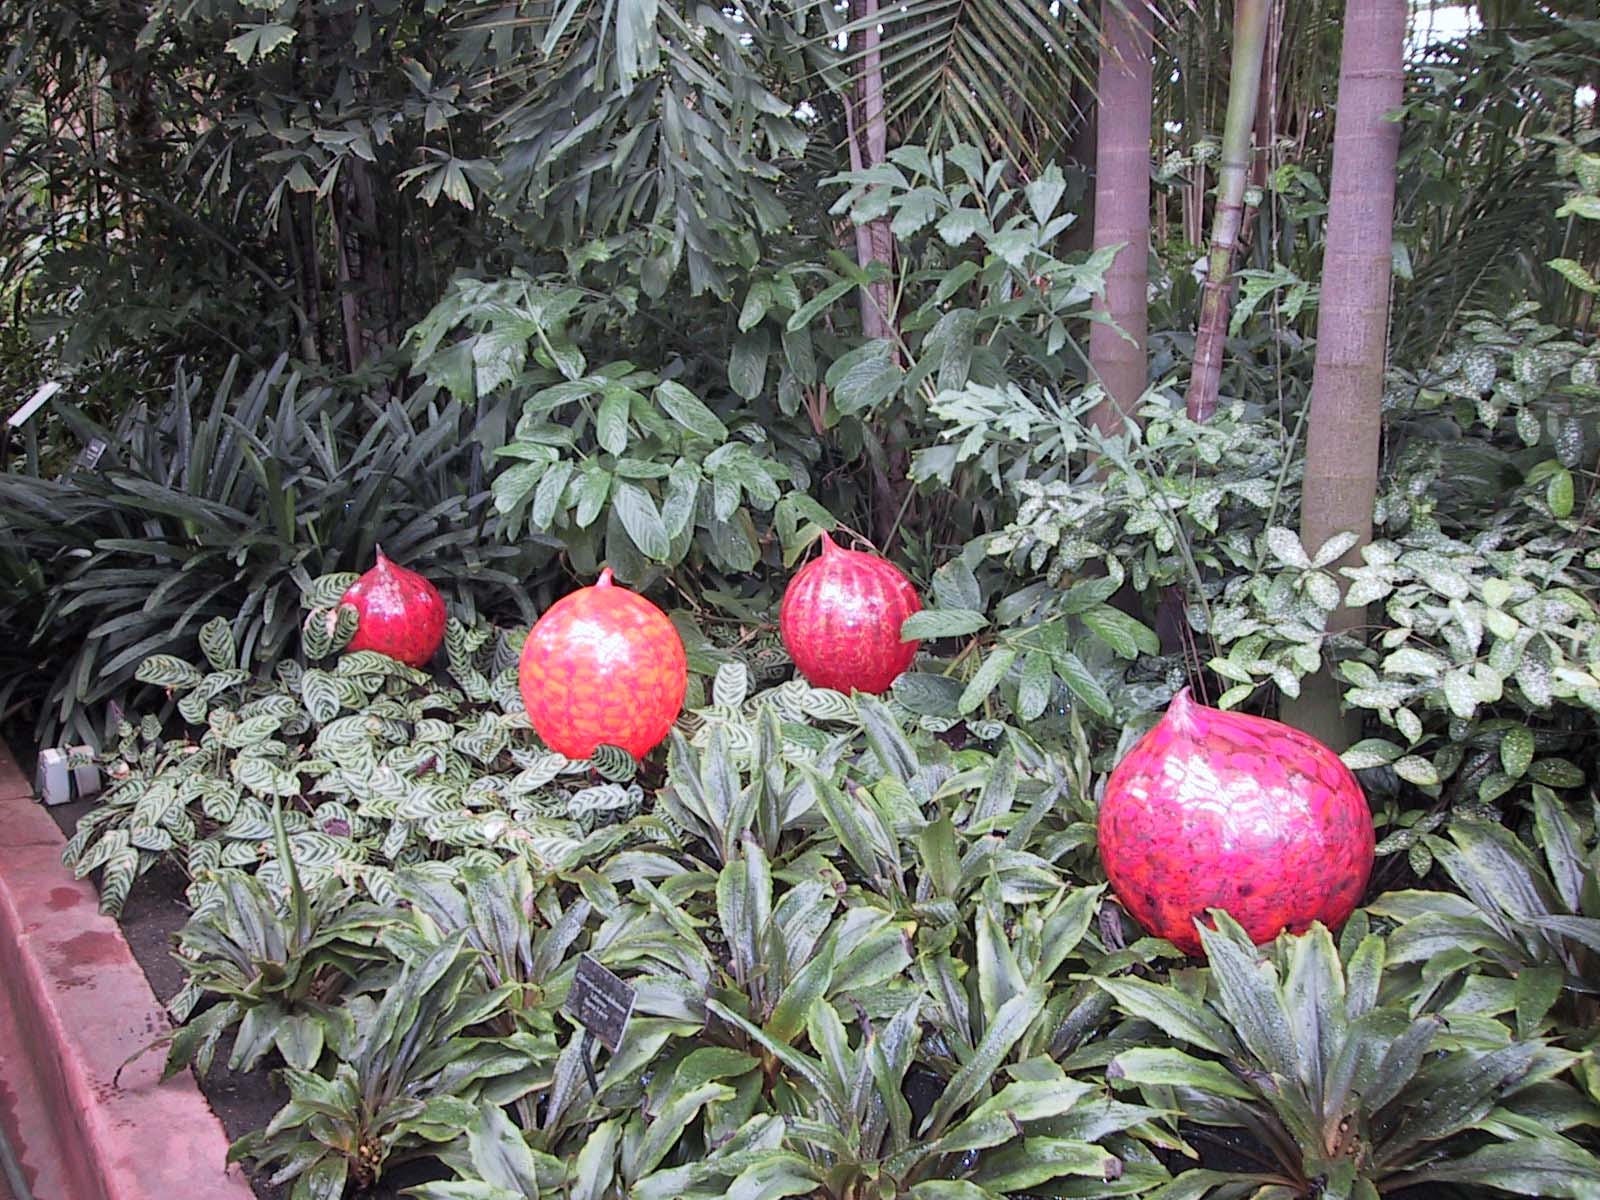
[518, 568, 687, 760]
[1097, 687, 1374, 956]
[779, 533, 922, 695]
[338, 549, 447, 668]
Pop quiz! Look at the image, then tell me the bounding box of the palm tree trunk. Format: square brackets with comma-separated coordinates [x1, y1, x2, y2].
[1185, 0, 1272, 422]
[1088, 0, 1155, 438]
[1282, 0, 1406, 748]
[845, 0, 896, 343]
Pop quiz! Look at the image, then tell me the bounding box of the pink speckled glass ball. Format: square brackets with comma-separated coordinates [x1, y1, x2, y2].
[1097, 688, 1374, 956]
[338, 549, 447, 668]
[780, 533, 922, 695]
[518, 568, 687, 761]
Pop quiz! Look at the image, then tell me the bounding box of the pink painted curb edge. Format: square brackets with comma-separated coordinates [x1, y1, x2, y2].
[0, 741, 255, 1200]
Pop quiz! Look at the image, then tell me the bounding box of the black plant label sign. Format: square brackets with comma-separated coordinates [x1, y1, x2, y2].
[565, 954, 636, 1051]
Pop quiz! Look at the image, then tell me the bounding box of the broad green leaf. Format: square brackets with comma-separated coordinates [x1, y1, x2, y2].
[718, 844, 773, 989]
[738, 281, 772, 331]
[729, 330, 771, 400]
[135, 654, 203, 688]
[798, 769, 874, 879]
[1282, 923, 1343, 1099]
[892, 672, 963, 717]
[1393, 755, 1440, 787]
[1500, 727, 1536, 779]
[1532, 788, 1586, 913]
[292, 1155, 348, 1200]
[1107, 1047, 1256, 1100]
[1344, 934, 1385, 1021]
[465, 1102, 542, 1193]
[1051, 650, 1113, 718]
[1514, 966, 1564, 1037]
[1198, 917, 1298, 1081]
[1343, 739, 1404, 770]
[1081, 607, 1159, 659]
[723, 1153, 825, 1200]
[907, 1183, 1000, 1200]
[1395, 1135, 1600, 1198]
[612, 481, 670, 561]
[198, 616, 237, 672]
[1548, 467, 1576, 518]
[901, 609, 986, 641]
[786, 279, 855, 331]
[596, 389, 630, 454]
[977, 892, 1026, 1015]
[1092, 977, 1238, 1058]
[656, 380, 728, 442]
[1265, 526, 1312, 569]
[225, 22, 296, 64]
[1549, 257, 1600, 293]
[1016, 651, 1053, 721]
[960, 647, 1016, 714]
[571, 1119, 622, 1200]
[767, 936, 837, 1044]
[625, 1082, 735, 1181]
[854, 695, 917, 783]
[404, 1182, 522, 1200]
[923, 985, 1048, 1136]
[970, 1137, 1120, 1191]
[1145, 1169, 1284, 1200]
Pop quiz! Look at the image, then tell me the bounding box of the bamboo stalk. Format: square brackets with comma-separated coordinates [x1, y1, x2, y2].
[1185, 0, 1272, 423]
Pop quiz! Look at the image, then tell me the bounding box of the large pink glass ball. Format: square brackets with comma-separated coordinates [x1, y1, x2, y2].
[1097, 687, 1374, 956]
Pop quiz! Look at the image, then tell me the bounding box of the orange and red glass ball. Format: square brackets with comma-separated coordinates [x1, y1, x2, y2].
[1097, 687, 1374, 955]
[518, 569, 687, 760]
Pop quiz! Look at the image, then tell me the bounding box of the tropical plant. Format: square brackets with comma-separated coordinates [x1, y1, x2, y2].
[229, 933, 553, 1197]
[2, 355, 540, 748]
[1370, 795, 1600, 1022]
[64, 592, 648, 916]
[162, 802, 396, 1078]
[402, 678, 1184, 1200]
[1101, 913, 1600, 1198]
[407, 276, 817, 584]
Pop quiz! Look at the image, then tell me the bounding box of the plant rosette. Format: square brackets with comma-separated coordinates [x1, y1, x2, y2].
[518, 568, 688, 760]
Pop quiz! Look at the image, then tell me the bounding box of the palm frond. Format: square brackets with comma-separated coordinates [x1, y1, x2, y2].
[825, 0, 1102, 166]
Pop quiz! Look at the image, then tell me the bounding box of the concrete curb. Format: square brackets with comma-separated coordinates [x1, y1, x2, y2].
[0, 741, 255, 1200]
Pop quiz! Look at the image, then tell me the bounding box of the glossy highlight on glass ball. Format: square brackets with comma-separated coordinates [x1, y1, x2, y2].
[779, 532, 922, 695]
[518, 568, 688, 760]
[1097, 687, 1374, 956]
[338, 548, 447, 668]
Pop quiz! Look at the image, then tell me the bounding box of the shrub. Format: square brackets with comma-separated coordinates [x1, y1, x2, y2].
[2, 355, 544, 747]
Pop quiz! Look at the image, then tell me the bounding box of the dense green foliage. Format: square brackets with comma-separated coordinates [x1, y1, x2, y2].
[8, 1, 1600, 1197]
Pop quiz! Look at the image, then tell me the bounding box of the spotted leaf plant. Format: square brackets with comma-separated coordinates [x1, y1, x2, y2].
[66, 582, 659, 917]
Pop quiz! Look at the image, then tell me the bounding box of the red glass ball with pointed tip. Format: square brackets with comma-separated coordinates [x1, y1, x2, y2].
[338, 550, 447, 668]
[779, 533, 922, 695]
[518, 568, 688, 760]
[1097, 688, 1374, 956]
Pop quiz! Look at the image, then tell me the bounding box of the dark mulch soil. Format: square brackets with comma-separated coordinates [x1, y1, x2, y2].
[44, 798, 444, 1200]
